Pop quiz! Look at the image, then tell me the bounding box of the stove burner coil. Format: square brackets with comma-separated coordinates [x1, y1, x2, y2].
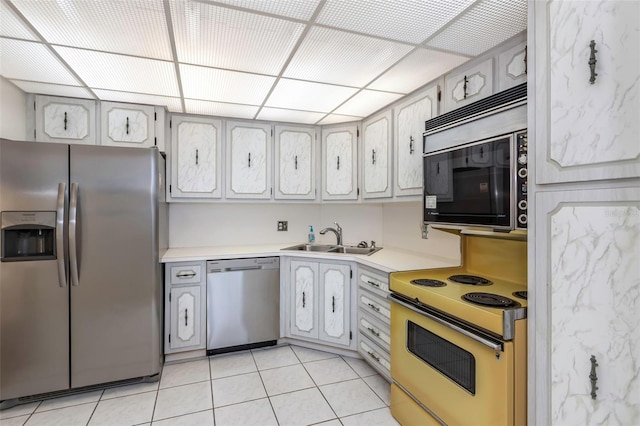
[410, 279, 447, 287]
[462, 292, 520, 308]
[448, 274, 493, 286]
[513, 291, 528, 300]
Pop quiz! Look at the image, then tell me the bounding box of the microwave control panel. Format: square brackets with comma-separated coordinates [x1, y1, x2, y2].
[516, 132, 528, 229]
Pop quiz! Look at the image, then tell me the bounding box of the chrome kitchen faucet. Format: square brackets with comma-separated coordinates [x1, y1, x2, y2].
[319, 222, 342, 246]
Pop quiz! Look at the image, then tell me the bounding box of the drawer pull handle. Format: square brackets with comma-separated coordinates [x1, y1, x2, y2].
[367, 351, 380, 363]
[126, 116, 129, 135]
[367, 327, 380, 338]
[185, 308, 188, 326]
[367, 280, 380, 288]
[176, 271, 196, 278]
[368, 303, 380, 313]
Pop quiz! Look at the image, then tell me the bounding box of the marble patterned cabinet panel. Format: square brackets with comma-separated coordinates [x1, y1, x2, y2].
[394, 85, 439, 197]
[498, 41, 528, 92]
[170, 115, 222, 199]
[318, 263, 351, 347]
[443, 59, 493, 113]
[362, 110, 392, 199]
[322, 124, 358, 200]
[535, 0, 640, 183]
[290, 260, 319, 340]
[34, 95, 96, 144]
[274, 125, 317, 200]
[100, 101, 155, 148]
[226, 121, 272, 199]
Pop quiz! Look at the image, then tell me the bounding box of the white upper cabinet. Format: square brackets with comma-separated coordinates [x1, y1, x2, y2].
[394, 85, 439, 197]
[535, 0, 640, 183]
[170, 115, 222, 199]
[274, 125, 317, 200]
[226, 121, 272, 199]
[322, 124, 358, 201]
[498, 40, 528, 91]
[100, 101, 155, 148]
[443, 58, 493, 112]
[362, 110, 392, 199]
[34, 95, 96, 144]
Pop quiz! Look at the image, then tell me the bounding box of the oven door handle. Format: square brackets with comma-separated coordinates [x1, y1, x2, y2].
[389, 295, 503, 351]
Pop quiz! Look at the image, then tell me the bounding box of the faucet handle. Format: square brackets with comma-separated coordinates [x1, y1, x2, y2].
[370, 240, 376, 248]
[334, 222, 342, 232]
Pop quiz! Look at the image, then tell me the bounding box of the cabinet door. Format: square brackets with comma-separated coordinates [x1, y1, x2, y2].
[362, 111, 392, 199]
[170, 115, 222, 198]
[498, 41, 528, 91]
[100, 101, 155, 148]
[322, 124, 358, 200]
[535, 0, 640, 183]
[35, 95, 96, 144]
[290, 261, 319, 339]
[535, 188, 640, 425]
[394, 86, 439, 197]
[444, 59, 493, 112]
[169, 285, 202, 351]
[226, 121, 272, 199]
[318, 263, 351, 347]
[274, 125, 317, 200]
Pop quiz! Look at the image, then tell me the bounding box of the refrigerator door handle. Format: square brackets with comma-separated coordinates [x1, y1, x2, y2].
[69, 182, 80, 286]
[56, 182, 67, 287]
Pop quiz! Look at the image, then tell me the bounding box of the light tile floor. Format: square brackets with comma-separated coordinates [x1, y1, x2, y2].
[0, 345, 400, 426]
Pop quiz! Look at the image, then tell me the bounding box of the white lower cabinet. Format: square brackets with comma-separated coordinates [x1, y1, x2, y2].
[288, 259, 354, 350]
[356, 265, 391, 381]
[164, 261, 206, 354]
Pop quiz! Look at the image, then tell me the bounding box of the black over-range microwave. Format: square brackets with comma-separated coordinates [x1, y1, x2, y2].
[422, 83, 528, 231]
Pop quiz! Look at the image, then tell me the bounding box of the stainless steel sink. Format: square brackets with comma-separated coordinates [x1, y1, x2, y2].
[281, 243, 382, 256]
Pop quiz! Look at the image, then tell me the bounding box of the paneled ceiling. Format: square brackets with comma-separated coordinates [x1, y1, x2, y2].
[0, 0, 527, 125]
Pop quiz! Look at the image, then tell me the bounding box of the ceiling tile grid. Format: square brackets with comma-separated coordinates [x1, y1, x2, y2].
[11, 80, 93, 99]
[92, 89, 183, 112]
[333, 89, 404, 117]
[211, 0, 322, 21]
[265, 78, 359, 113]
[0, 1, 38, 41]
[11, 0, 173, 60]
[256, 107, 326, 125]
[170, 1, 305, 75]
[317, 113, 361, 126]
[184, 98, 259, 118]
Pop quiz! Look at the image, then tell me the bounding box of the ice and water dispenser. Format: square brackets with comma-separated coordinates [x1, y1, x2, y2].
[1, 212, 56, 261]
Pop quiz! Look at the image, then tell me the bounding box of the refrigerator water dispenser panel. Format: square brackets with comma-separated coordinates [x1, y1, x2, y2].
[1, 211, 56, 261]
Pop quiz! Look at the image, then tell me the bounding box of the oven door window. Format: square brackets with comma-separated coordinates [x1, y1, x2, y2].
[407, 321, 476, 394]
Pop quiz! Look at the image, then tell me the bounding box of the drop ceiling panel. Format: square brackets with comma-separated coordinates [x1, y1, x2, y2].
[54, 46, 180, 96]
[426, 0, 528, 56]
[284, 27, 414, 87]
[11, 0, 172, 60]
[171, 1, 304, 75]
[316, 0, 476, 44]
[211, 0, 321, 20]
[10, 80, 92, 99]
[93, 89, 183, 113]
[257, 107, 326, 124]
[265, 78, 359, 113]
[0, 39, 79, 85]
[180, 64, 275, 105]
[184, 99, 258, 119]
[369, 48, 468, 93]
[317, 114, 361, 126]
[0, 1, 39, 40]
[333, 89, 403, 117]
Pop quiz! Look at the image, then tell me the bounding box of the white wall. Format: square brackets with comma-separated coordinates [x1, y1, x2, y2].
[0, 77, 26, 140]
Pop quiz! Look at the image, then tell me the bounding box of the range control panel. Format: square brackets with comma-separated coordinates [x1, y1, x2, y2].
[515, 131, 528, 229]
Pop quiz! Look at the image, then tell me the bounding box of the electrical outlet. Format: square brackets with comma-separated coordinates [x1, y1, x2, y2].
[277, 221, 288, 231]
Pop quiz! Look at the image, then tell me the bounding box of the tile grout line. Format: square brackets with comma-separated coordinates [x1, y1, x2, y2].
[208, 356, 216, 426]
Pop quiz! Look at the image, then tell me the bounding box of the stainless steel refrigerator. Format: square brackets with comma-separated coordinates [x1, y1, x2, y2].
[0, 139, 167, 405]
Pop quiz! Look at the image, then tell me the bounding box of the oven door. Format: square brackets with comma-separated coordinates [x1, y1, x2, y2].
[390, 296, 516, 425]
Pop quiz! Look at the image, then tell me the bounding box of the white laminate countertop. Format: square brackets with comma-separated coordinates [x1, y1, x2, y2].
[160, 243, 460, 273]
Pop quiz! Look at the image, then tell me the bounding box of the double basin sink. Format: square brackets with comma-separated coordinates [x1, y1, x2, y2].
[281, 243, 382, 256]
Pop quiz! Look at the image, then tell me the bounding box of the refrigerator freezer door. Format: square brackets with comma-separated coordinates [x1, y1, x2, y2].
[0, 140, 70, 400]
[69, 145, 162, 388]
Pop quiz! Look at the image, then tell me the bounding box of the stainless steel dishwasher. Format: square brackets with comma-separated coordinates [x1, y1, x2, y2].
[206, 257, 280, 355]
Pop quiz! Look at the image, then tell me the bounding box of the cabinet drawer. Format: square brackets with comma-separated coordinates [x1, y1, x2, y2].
[358, 310, 390, 352]
[169, 264, 202, 284]
[359, 333, 391, 380]
[358, 269, 389, 296]
[358, 289, 390, 325]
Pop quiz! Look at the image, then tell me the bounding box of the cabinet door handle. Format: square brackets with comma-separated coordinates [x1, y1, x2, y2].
[195, 149, 199, 165]
[294, 155, 298, 170]
[332, 296, 335, 313]
[463, 75, 468, 99]
[590, 355, 599, 399]
[524, 45, 528, 75]
[480, 147, 484, 158]
[371, 149, 376, 165]
[126, 117, 129, 135]
[588, 40, 598, 84]
[367, 351, 380, 362]
[368, 303, 380, 313]
[437, 162, 440, 175]
[409, 136, 414, 154]
[64, 111, 68, 130]
[336, 155, 340, 170]
[367, 327, 380, 338]
[248, 152, 251, 168]
[302, 291, 306, 308]
[185, 308, 188, 326]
